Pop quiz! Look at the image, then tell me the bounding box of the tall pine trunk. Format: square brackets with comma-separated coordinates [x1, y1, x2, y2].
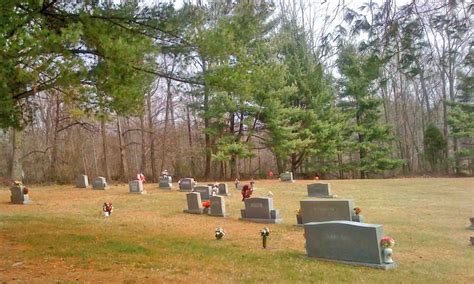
[101, 119, 111, 181]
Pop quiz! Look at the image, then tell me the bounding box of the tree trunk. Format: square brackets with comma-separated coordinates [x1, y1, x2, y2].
[161, 79, 172, 173]
[146, 93, 157, 182]
[186, 105, 196, 176]
[9, 128, 23, 181]
[140, 115, 147, 172]
[49, 97, 60, 182]
[117, 116, 128, 181]
[101, 119, 111, 181]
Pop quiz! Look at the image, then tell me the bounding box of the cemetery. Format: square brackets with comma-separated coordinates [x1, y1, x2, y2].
[1, 0, 472, 281]
[0, 178, 472, 282]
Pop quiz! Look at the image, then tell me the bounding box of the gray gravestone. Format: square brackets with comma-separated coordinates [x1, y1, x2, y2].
[194, 185, 212, 200]
[183, 192, 204, 214]
[76, 174, 89, 188]
[304, 221, 396, 269]
[239, 197, 282, 224]
[159, 176, 172, 189]
[92, 177, 108, 190]
[218, 183, 230, 196]
[179, 178, 195, 191]
[299, 199, 356, 224]
[10, 185, 31, 204]
[209, 195, 228, 217]
[129, 180, 145, 194]
[307, 183, 334, 198]
[279, 171, 294, 182]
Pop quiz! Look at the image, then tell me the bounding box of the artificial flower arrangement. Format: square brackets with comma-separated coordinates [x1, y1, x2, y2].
[380, 236, 395, 264]
[354, 207, 362, 215]
[260, 227, 270, 248]
[215, 227, 225, 240]
[23, 187, 29, 195]
[380, 236, 395, 248]
[103, 202, 113, 216]
[202, 200, 211, 208]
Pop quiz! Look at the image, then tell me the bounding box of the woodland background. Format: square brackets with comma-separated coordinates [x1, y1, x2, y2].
[0, 0, 472, 183]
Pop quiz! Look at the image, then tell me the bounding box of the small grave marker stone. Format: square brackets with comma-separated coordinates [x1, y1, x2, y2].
[129, 180, 145, 194]
[209, 195, 228, 217]
[10, 184, 31, 204]
[240, 197, 282, 224]
[183, 192, 204, 214]
[279, 171, 294, 182]
[159, 176, 172, 189]
[218, 183, 230, 196]
[307, 183, 334, 198]
[194, 185, 212, 201]
[179, 178, 195, 191]
[76, 174, 89, 188]
[92, 177, 108, 190]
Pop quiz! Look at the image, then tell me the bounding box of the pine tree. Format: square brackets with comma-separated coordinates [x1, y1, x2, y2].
[337, 45, 403, 178]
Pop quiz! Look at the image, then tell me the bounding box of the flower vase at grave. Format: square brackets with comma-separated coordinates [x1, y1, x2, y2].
[262, 236, 267, 249]
[382, 247, 394, 264]
[103, 211, 110, 217]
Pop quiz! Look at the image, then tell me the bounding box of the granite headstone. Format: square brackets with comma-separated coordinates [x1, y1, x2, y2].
[299, 199, 356, 224]
[10, 185, 31, 204]
[240, 197, 282, 224]
[279, 171, 294, 182]
[304, 221, 396, 269]
[209, 195, 228, 217]
[76, 174, 89, 188]
[92, 177, 108, 190]
[129, 180, 145, 194]
[179, 178, 195, 191]
[307, 183, 334, 198]
[218, 183, 230, 196]
[159, 176, 172, 189]
[194, 185, 212, 201]
[183, 192, 204, 214]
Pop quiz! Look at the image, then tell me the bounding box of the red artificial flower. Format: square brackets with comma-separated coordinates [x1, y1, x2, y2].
[23, 187, 29, 195]
[202, 200, 211, 208]
[354, 207, 362, 215]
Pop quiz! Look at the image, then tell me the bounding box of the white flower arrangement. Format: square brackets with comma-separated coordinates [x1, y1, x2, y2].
[215, 227, 225, 240]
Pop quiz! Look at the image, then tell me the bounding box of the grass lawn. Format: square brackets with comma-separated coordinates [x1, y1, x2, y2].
[0, 178, 473, 283]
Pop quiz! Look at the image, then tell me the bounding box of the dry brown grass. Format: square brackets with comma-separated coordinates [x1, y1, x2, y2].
[0, 178, 473, 283]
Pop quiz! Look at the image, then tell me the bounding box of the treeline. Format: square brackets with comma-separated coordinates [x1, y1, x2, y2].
[0, 0, 472, 183]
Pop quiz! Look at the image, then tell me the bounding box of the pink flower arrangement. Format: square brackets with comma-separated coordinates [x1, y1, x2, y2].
[380, 236, 395, 248]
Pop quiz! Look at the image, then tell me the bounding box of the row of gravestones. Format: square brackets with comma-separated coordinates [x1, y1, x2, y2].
[76, 175, 172, 193]
[300, 182, 364, 223]
[76, 175, 109, 190]
[301, 182, 393, 268]
[183, 181, 395, 269]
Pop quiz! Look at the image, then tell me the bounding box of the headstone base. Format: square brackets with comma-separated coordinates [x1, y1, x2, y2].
[209, 212, 230, 218]
[130, 190, 147, 195]
[308, 195, 336, 198]
[179, 189, 193, 192]
[183, 209, 204, 214]
[307, 256, 397, 270]
[159, 183, 172, 189]
[239, 217, 283, 224]
[10, 197, 31, 204]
